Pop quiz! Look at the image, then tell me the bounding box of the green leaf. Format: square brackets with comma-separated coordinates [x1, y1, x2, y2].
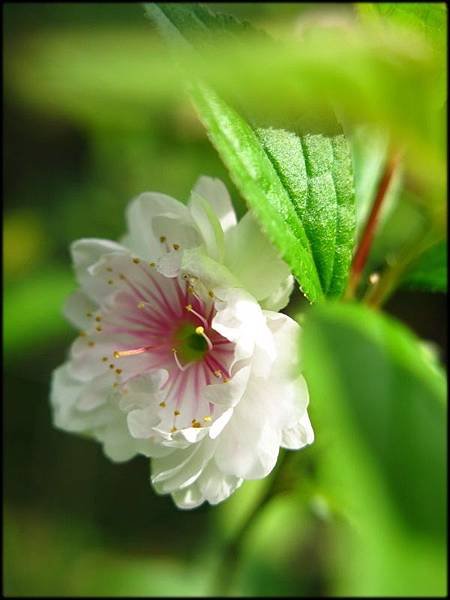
[357, 2, 447, 50]
[401, 240, 447, 292]
[303, 302, 446, 536]
[302, 302, 446, 594]
[146, 3, 356, 301]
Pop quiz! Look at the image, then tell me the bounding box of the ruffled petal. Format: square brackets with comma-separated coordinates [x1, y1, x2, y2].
[197, 459, 243, 505]
[224, 212, 293, 306]
[71, 239, 128, 302]
[151, 439, 215, 494]
[189, 192, 225, 263]
[191, 176, 237, 233]
[126, 192, 200, 260]
[63, 290, 98, 330]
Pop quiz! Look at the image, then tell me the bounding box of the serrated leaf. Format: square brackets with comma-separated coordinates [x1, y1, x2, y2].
[191, 84, 324, 302]
[257, 128, 355, 297]
[145, 3, 356, 301]
[401, 240, 447, 292]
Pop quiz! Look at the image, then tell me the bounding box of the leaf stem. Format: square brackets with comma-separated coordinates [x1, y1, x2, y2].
[364, 231, 437, 308]
[211, 449, 290, 596]
[345, 150, 402, 300]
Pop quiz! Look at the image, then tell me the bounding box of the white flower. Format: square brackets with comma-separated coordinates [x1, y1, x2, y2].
[51, 176, 314, 509]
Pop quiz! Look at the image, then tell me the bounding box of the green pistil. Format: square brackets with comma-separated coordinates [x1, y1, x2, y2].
[174, 323, 208, 363]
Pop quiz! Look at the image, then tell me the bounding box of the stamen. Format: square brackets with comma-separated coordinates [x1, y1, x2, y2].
[113, 346, 152, 358]
[172, 348, 192, 371]
[185, 304, 208, 328]
[203, 416, 212, 422]
[195, 326, 213, 351]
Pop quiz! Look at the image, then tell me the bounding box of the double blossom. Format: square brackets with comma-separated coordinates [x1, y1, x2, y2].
[51, 176, 314, 508]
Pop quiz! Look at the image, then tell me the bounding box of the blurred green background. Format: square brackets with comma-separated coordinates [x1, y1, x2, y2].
[3, 3, 446, 596]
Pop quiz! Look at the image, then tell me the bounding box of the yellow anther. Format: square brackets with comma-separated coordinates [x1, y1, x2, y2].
[185, 304, 192, 311]
[173, 243, 180, 250]
[107, 280, 113, 285]
[159, 401, 166, 408]
[137, 302, 146, 309]
[170, 426, 177, 432]
[160, 236, 166, 243]
[174, 410, 181, 416]
[119, 273, 125, 280]
[149, 262, 156, 267]
[115, 368, 122, 375]
[79, 331, 86, 337]
[203, 416, 212, 422]
[208, 290, 214, 298]
[223, 377, 230, 383]
[113, 351, 120, 359]
[192, 421, 201, 428]
[195, 326, 205, 335]
[214, 370, 222, 377]
[96, 325, 102, 332]
[102, 356, 108, 362]
[132, 257, 140, 264]
[109, 364, 115, 370]
[88, 341, 95, 347]
[95, 316, 101, 322]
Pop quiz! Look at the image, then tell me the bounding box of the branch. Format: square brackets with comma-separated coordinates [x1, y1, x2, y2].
[346, 151, 402, 299]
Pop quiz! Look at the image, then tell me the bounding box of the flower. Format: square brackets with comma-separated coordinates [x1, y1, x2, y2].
[51, 176, 314, 508]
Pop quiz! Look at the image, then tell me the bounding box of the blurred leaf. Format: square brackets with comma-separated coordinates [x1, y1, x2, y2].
[4, 267, 74, 355]
[350, 126, 401, 235]
[6, 9, 445, 215]
[401, 240, 447, 292]
[302, 303, 446, 594]
[357, 2, 447, 51]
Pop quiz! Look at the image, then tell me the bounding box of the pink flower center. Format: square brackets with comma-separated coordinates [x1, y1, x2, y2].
[91, 261, 235, 432]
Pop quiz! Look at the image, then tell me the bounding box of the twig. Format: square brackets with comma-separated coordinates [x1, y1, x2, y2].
[345, 151, 402, 299]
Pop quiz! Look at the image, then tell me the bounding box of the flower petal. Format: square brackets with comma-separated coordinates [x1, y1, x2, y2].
[191, 176, 237, 233]
[71, 239, 128, 303]
[126, 192, 200, 260]
[224, 212, 293, 308]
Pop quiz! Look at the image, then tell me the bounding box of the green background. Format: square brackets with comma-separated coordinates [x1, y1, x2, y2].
[3, 3, 446, 596]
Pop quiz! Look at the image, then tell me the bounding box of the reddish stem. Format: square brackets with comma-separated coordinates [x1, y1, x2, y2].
[346, 151, 401, 298]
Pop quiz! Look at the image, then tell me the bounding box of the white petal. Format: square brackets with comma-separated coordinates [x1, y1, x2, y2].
[151, 439, 214, 494]
[126, 192, 200, 260]
[197, 460, 243, 505]
[260, 274, 294, 312]
[213, 287, 275, 376]
[189, 191, 225, 262]
[63, 290, 97, 330]
[202, 365, 250, 409]
[181, 247, 238, 291]
[172, 485, 205, 509]
[264, 311, 302, 378]
[70, 239, 128, 303]
[224, 212, 293, 305]
[191, 176, 237, 233]
[127, 407, 160, 439]
[156, 249, 182, 278]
